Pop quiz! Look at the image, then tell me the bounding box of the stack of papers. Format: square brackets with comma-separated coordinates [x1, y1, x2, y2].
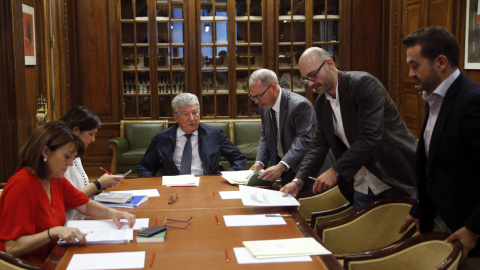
[59, 219, 145, 245]
[221, 170, 255, 185]
[94, 192, 133, 204]
[96, 195, 148, 208]
[242, 237, 331, 259]
[162, 175, 199, 186]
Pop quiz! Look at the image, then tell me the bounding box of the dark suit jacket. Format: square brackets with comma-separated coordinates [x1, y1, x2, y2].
[256, 88, 316, 181]
[296, 71, 418, 201]
[137, 123, 246, 177]
[409, 73, 480, 256]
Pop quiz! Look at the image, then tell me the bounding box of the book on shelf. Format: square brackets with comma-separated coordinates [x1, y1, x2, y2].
[95, 195, 148, 208]
[136, 229, 167, 243]
[93, 192, 133, 204]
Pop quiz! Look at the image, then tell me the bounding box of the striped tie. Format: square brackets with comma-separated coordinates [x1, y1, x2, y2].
[269, 109, 278, 166]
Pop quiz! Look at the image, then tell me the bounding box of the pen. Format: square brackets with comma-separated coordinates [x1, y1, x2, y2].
[154, 218, 157, 226]
[225, 248, 229, 263]
[99, 167, 124, 184]
[149, 252, 155, 267]
[265, 214, 292, 217]
[215, 215, 220, 225]
[212, 191, 216, 199]
[308, 176, 317, 181]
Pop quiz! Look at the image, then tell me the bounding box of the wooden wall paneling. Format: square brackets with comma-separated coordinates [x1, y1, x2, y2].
[350, 0, 386, 84]
[459, 0, 480, 84]
[0, 0, 28, 182]
[428, 0, 453, 29]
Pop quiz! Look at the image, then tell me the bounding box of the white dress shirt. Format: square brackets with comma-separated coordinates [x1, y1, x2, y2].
[326, 85, 391, 195]
[173, 128, 203, 175]
[64, 157, 89, 221]
[422, 69, 460, 158]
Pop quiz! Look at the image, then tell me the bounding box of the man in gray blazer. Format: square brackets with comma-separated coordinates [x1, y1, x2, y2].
[281, 47, 417, 209]
[249, 69, 330, 187]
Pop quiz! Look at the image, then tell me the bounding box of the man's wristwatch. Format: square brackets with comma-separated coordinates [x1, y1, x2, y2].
[292, 178, 304, 190]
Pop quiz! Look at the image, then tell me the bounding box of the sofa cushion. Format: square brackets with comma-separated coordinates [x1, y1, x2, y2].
[201, 121, 230, 139]
[119, 148, 148, 165]
[233, 121, 261, 145]
[124, 122, 165, 150]
[236, 142, 258, 160]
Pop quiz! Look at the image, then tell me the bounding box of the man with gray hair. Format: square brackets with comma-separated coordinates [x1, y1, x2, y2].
[138, 93, 246, 177]
[248, 69, 331, 189]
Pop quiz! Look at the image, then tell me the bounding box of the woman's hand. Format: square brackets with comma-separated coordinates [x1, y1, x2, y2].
[109, 209, 136, 228]
[50, 226, 88, 245]
[98, 173, 124, 189]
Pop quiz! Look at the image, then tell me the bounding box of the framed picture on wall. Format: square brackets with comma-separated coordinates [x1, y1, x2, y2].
[465, 0, 480, 69]
[22, 4, 36, 66]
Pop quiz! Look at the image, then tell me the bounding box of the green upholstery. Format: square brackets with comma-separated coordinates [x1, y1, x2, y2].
[106, 120, 168, 174]
[232, 120, 261, 169]
[344, 233, 462, 270]
[298, 185, 352, 223]
[200, 121, 230, 139]
[318, 197, 416, 259]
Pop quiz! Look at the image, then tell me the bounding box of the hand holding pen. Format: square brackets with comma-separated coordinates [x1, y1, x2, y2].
[98, 167, 127, 188]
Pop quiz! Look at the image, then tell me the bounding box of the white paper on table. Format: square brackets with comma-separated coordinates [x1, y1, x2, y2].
[66, 218, 149, 231]
[162, 175, 199, 186]
[243, 237, 332, 258]
[219, 190, 241, 199]
[224, 214, 286, 227]
[66, 251, 145, 270]
[233, 247, 312, 264]
[239, 185, 300, 207]
[110, 189, 160, 197]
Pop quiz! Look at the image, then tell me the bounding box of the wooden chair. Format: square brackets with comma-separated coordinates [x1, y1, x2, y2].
[343, 232, 462, 270]
[317, 197, 417, 264]
[0, 251, 42, 270]
[297, 185, 353, 225]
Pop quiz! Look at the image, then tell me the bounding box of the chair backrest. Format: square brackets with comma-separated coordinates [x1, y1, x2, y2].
[0, 251, 42, 270]
[232, 120, 261, 145]
[298, 185, 349, 222]
[200, 120, 231, 141]
[121, 120, 168, 150]
[344, 232, 462, 270]
[319, 197, 416, 255]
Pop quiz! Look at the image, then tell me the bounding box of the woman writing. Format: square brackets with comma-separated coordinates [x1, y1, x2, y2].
[0, 121, 135, 263]
[60, 106, 124, 220]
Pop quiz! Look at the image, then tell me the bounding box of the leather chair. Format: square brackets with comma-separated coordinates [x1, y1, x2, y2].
[106, 120, 168, 174]
[343, 232, 462, 270]
[297, 185, 353, 225]
[0, 251, 42, 270]
[317, 197, 417, 264]
[232, 120, 261, 169]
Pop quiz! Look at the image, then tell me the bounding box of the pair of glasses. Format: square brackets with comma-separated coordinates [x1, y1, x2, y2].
[168, 193, 179, 204]
[248, 83, 276, 101]
[300, 60, 328, 84]
[163, 216, 193, 229]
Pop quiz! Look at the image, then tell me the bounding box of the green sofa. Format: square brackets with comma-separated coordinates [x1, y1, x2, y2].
[106, 119, 261, 175]
[106, 120, 168, 174]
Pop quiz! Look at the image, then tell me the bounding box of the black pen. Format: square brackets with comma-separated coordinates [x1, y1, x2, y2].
[265, 214, 292, 217]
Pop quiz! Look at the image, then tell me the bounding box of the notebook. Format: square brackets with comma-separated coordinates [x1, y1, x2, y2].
[96, 195, 148, 208]
[94, 192, 133, 204]
[136, 230, 167, 243]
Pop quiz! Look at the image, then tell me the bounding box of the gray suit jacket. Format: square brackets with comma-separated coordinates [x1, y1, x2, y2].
[296, 71, 417, 201]
[256, 88, 316, 173]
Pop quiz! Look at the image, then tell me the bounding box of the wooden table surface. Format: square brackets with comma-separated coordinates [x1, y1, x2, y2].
[41, 176, 343, 270]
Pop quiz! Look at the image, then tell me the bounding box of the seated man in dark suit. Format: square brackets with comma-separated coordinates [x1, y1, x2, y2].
[137, 93, 246, 177]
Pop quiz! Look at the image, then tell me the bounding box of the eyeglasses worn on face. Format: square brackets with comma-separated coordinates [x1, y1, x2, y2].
[248, 83, 276, 101]
[300, 59, 328, 84]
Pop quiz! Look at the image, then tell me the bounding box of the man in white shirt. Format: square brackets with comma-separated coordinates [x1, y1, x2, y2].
[281, 47, 417, 210]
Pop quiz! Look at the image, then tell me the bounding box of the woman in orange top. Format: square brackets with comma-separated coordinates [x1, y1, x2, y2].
[0, 121, 135, 264]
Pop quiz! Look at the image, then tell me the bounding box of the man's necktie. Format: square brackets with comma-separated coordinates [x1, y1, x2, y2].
[179, 134, 192, 174]
[269, 109, 278, 166]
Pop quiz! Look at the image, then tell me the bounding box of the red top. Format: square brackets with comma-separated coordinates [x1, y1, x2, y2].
[0, 167, 89, 263]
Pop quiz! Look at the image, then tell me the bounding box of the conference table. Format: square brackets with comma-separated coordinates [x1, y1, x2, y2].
[41, 176, 343, 270]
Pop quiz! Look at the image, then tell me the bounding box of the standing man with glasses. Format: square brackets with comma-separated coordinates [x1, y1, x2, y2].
[248, 69, 333, 189]
[280, 47, 418, 209]
[137, 93, 246, 177]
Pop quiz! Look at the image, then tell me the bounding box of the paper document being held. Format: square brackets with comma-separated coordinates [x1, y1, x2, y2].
[59, 219, 140, 245]
[221, 170, 254, 185]
[239, 185, 300, 207]
[243, 237, 331, 259]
